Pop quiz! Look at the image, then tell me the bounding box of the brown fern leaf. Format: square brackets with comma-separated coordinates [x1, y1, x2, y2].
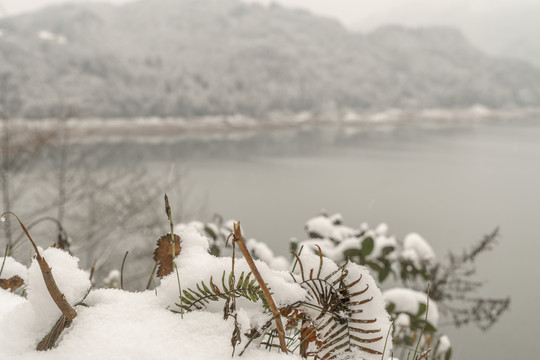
[0, 275, 24, 292]
[153, 233, 181, 277]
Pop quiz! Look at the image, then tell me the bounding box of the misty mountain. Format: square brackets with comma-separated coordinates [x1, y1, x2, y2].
[461, 2, 540, 67]
[0, 0, 539, 119]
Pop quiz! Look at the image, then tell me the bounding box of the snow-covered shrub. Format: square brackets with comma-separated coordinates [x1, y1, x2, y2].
[183, 212, 509, 360]
[158, 226, 393, 359]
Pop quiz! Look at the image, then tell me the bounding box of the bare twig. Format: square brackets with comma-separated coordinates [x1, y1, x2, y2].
[232, 222, 288, 354]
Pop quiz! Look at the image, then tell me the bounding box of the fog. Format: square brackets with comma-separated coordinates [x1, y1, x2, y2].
[3, 0, 539, 65]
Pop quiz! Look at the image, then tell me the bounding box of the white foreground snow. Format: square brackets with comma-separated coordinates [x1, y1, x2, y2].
[0, 225, 394, 360]
[0, 288, 298, 360]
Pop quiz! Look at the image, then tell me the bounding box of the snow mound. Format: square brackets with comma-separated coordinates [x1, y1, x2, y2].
[383, 288, 439, 327]
[402, 233, 436, 266]
[158, 226, 306, 312]
[0, 248, 91, 356]
[0, 256, 29, 283]
[1, 288, 300, 360]
[27, 248, 91, 329]
[0, 223, 395, 360]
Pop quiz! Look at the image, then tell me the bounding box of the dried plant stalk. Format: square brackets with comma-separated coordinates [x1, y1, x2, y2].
[232, 222, 288, 354]
[2, 212, 78, 351]
[1, 212, 77, 322]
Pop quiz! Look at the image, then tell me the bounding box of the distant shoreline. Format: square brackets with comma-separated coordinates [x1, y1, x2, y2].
[5, 107, 540, 143]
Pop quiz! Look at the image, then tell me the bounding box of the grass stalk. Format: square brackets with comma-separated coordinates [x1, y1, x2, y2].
[120, 251, 129, 290]
[380, 323, 394, 360]
[145, 262, 158, 290]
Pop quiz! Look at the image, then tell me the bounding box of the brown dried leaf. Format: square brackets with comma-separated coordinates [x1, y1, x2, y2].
[0, 275, 24, 292]
[153, 233, 181, 278]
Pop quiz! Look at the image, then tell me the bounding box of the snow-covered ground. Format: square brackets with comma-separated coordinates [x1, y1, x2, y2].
[0, 225, 394, 360]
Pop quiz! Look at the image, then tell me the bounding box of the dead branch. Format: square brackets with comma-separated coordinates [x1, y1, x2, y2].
[232, 222, 288, 354]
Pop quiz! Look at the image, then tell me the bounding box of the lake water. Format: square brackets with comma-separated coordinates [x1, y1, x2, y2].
[60, 119, 540, 358]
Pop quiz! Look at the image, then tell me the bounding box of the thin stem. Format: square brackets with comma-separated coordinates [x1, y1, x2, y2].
[146, 262, 158, 290]
[413, 284, 431, 359]
[0, 244, 8, 279]
[165, 194, 183, 318]
[291, 245, 304, 273]
[380, 323, 394, 360]
[152, 275, 158, 296]
[120, 251, 129, 290]
[89, 259, 97, 282]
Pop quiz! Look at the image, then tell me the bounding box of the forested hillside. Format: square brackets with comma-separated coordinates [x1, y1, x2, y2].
[1, 0, 539, 118]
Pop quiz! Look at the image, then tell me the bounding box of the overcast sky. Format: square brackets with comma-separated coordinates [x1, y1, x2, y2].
[0, 0, 536, 29]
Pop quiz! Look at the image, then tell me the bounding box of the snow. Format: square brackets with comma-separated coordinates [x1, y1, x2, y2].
[297, 231, 397, 264]
[0, 288, 301, 360]
[394, 313, 410, 328]
[37, 30, 67, 45]
[305, 215, 334, 238]
[0, 288, 26, 319]
[371, 234, 398, 259]
[0, 224, 396, 360]
[0, 256, 29, 283]
[0, 248, 91, 356]
[158, 226, 306, 312]
[402, 233, 436, 266]
[27, 248, 91, 330]
[37, 30, 55, 41]
[305, 215, 357, 242]
[0, 233, 304, 360]
[436, 335, 451, 356]
[375, 223, 389, 236]
[103, 269, 120, 288]
[246, 238, 289, 271]
[383, 288, 439, 327]
[297, 238, 358, 263]
[302, 215, 402, 263]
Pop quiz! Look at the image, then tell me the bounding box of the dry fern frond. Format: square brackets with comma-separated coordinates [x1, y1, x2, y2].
[257, 251, 391, 359]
